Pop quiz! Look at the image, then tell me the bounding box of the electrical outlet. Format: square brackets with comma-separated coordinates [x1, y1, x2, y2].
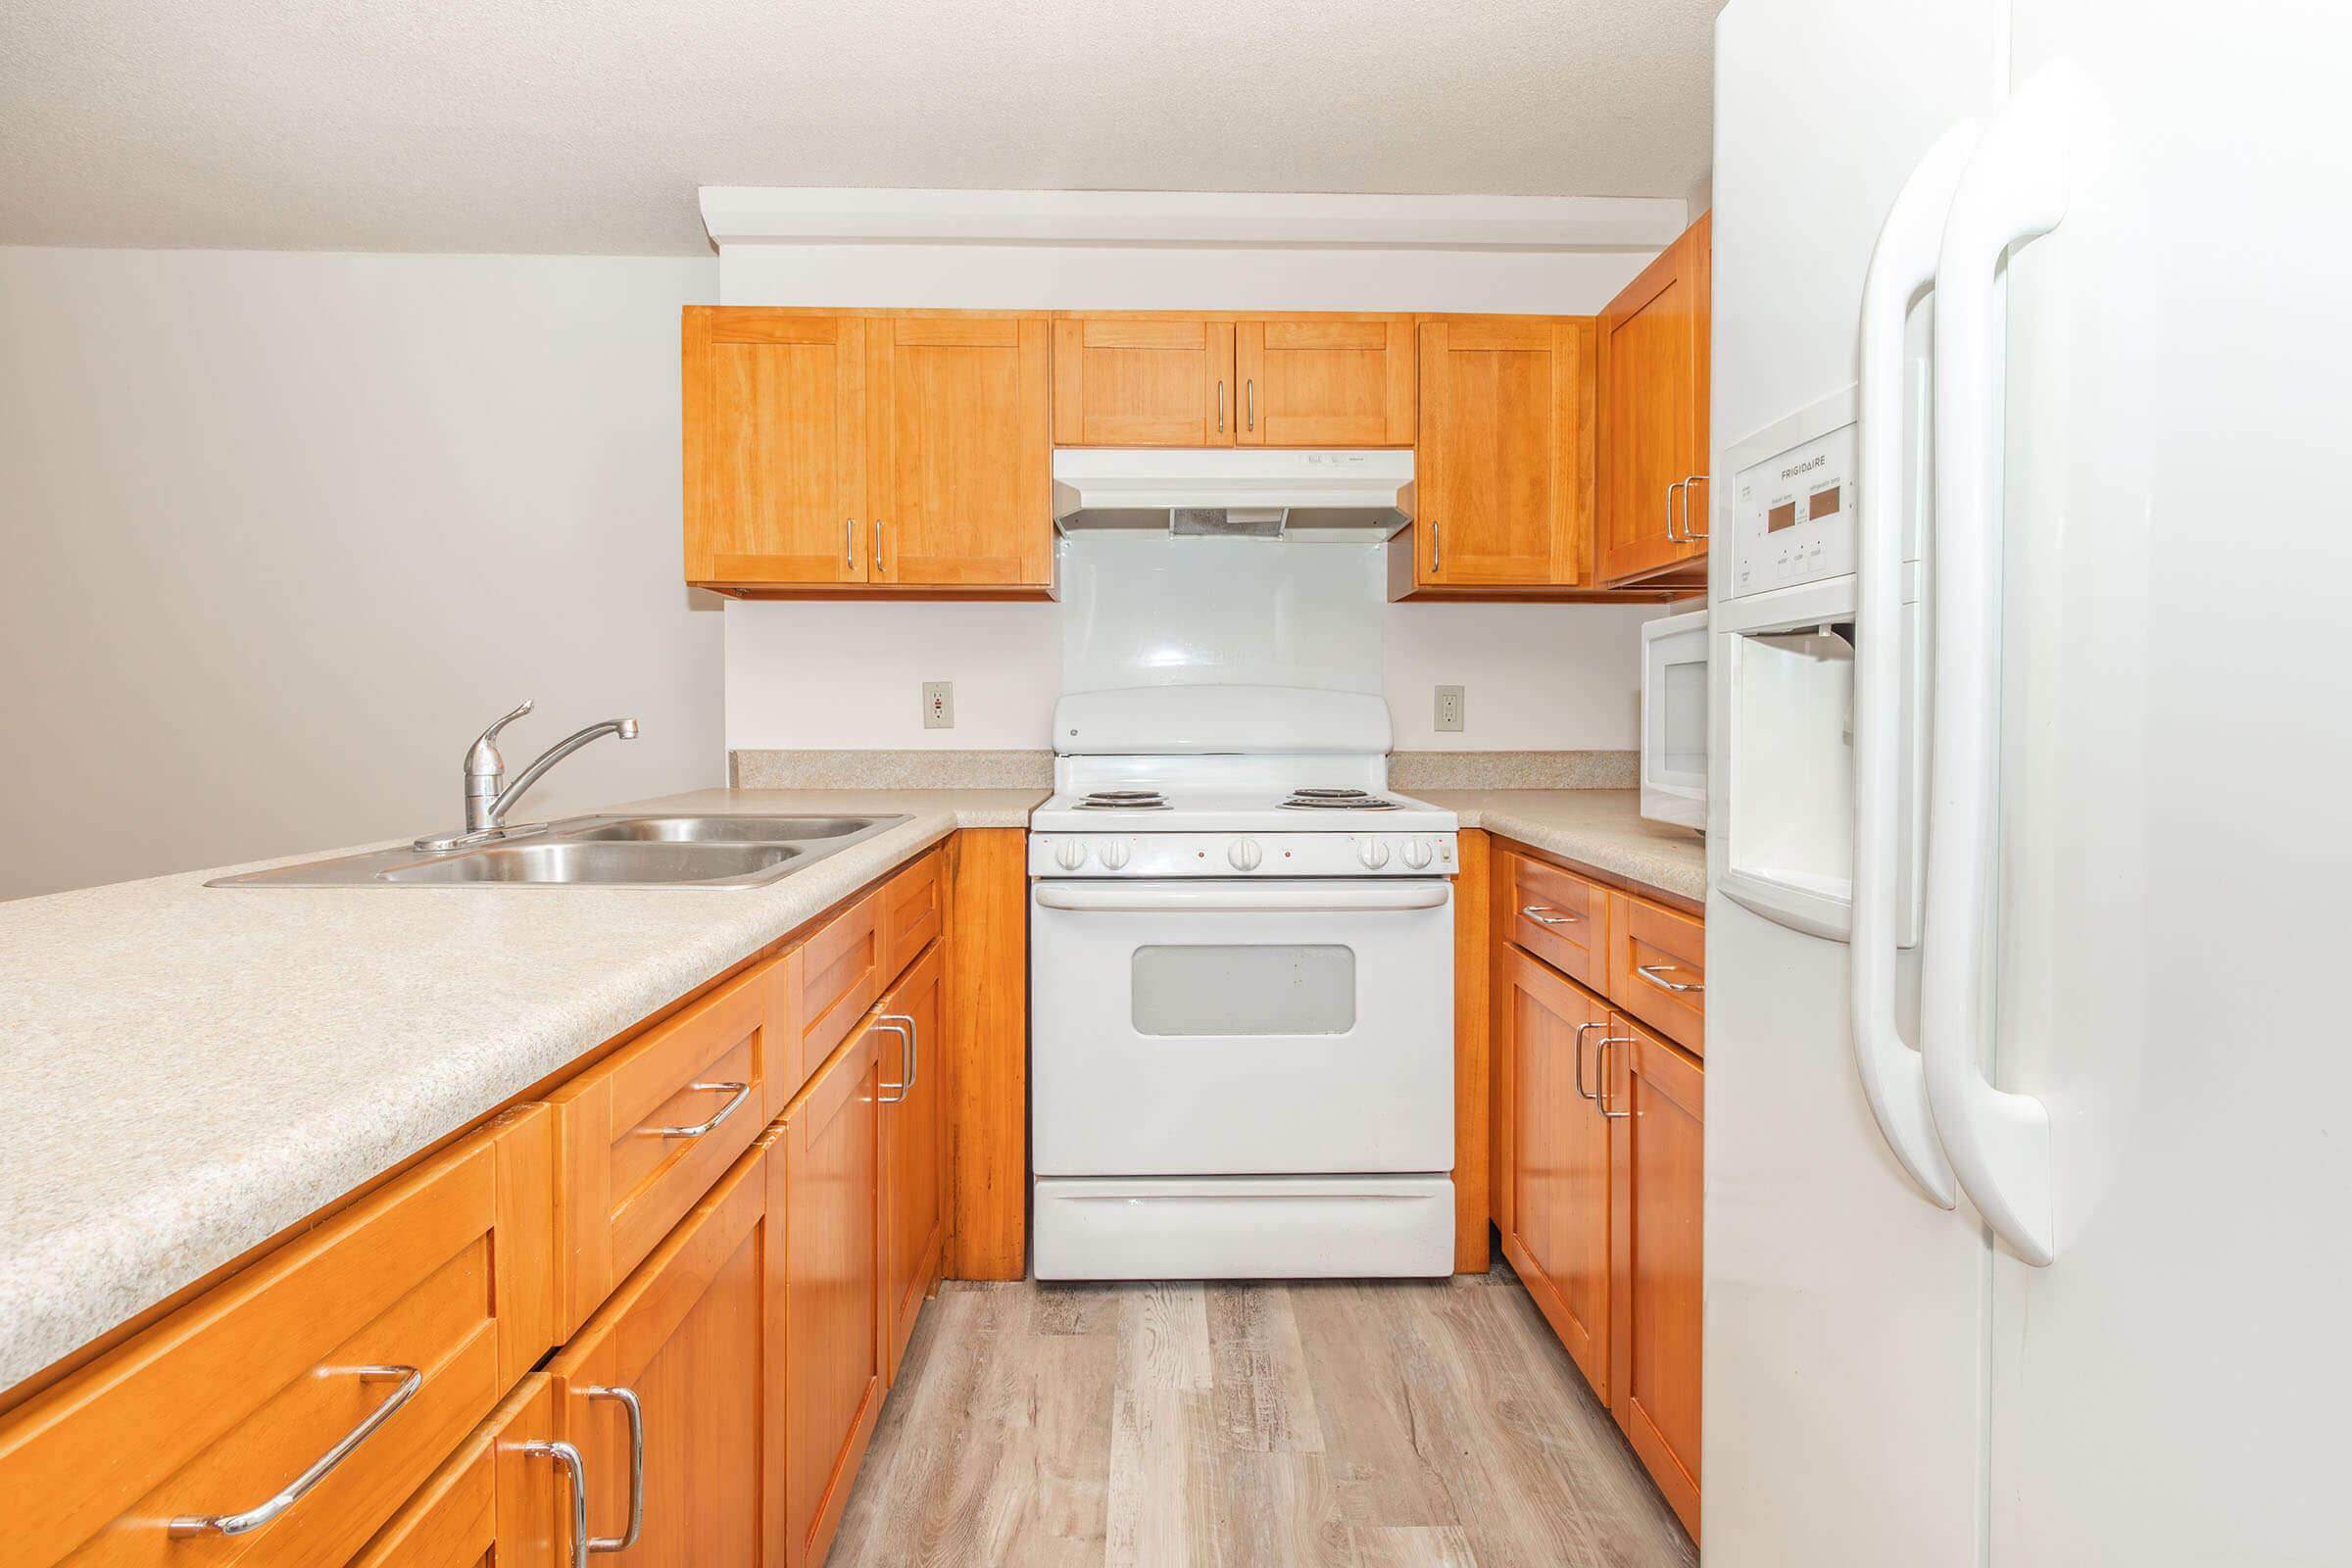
[1435, 684, 1466, 733]
[922, 680, 955, 729]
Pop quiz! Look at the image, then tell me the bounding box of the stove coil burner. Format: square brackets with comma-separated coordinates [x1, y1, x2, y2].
[1074, 789, 1169, 810]
[1281, 789, 1398, 809]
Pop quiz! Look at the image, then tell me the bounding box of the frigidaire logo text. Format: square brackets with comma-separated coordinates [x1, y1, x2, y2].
[1781, 455, 1827, 479]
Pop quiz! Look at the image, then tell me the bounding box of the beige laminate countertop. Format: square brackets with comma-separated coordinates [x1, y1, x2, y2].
[0, 788, 1042, 1392]
[1423, 789, 1707, 905]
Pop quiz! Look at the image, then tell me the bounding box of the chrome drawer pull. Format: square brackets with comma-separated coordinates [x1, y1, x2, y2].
[1596, 1036, 1636, 1119]
[1574, 1020, 1603, 1102]
[1637, 962, 1704, 995]
[523, 1440, 590, 1568]
[642, 1080, 751, 1138]
[168, 1364, 421, 1538]
[876, 1013, 917, 1103]
[1520, 904, 1580, 927]
[583, 1385, 645, 1552]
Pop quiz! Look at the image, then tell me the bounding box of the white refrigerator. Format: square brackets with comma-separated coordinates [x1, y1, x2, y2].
[1704, 2, 2352, 1564]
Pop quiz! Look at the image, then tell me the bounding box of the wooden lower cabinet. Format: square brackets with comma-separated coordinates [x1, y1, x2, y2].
[877, 942, 948, 1383]
[768, 1030, 885, 1568]
[1609, 1011, 1704, 1541]
[352, 1375, 569, 1568]
[1497, 947, 1616, 1399]
[552, 1147, 771, 1566]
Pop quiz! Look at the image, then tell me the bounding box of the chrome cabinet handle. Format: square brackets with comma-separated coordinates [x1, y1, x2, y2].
[1637, 962, 1704, 995]
[1520, 904, 1580, 927]
[844, 517, 857, 571]
[1246, 377, 1256, 431]
[1681, 474, 1710, 542]
[1596, 1036, 1635, 1119]
[522, 1440, 590, 1568]
[168, 1365, 422, 1538]
[874, 518, 889, 575]
[1430, 517, 1441, 573]
[1573, 1020, 1604, 1103]
[1665, 477, 1688, 543]
[1216, 380, 1226, 432]
[583, 1386, 644, 1552]
[875, 1013, 916, 1103]
[641, 1080, 751, 1138]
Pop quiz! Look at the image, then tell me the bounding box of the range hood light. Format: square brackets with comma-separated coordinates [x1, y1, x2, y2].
[1171, 507, 1287, 539]
[1052, 448, 1415, 542]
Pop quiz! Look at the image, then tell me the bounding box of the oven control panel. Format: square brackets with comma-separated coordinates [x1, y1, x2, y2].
[1030, 832, 1458, 878]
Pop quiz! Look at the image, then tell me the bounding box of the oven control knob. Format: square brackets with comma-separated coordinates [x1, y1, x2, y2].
[1054, 838, 1090, 870]
[1099, 839, 1131, 870]
[1227, 838, 1263, 871]
[1402, 836, 1436, 869]
[1357, 838, 1392, 869]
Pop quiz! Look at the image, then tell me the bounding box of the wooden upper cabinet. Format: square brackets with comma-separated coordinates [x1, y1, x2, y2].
[1234, 316, 1415, 446]
[683, 309, 865, 588]
[1596, 213, 1712, 586]
[1413, 317, 1593, 587]
[1053, 316, 1235, 446]
[868, 315, 1053, 588]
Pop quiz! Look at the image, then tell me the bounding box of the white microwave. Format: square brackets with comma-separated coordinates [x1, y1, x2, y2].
[1641, 608, 1708, 829]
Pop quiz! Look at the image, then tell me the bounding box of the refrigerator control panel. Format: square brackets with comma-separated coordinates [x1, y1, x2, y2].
[1729, 417, 1857, 598]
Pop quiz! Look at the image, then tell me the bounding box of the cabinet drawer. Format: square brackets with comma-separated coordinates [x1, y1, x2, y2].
[350, 1374, 567, 1568]
[549, 958, 781, 1332]
[1501, 852, 1607, 987]
[1606, 892, 1706, 1054]
[786, 891, 883, 1092]
[877, 849, 943, 986]
[0, 1106, 556, 1568]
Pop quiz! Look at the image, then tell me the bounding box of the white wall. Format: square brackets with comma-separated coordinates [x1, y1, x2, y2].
[0, 246, 724, 900]
[720, 235, 1668, 755]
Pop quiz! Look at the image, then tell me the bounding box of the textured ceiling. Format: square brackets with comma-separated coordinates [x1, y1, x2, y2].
[0, 0, 1725, 256]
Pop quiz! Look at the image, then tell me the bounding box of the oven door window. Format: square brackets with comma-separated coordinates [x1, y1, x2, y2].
[1130, 944, 1357, 1036]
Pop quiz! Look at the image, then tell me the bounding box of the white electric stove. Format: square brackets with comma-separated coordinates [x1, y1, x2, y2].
[1028, 684, 1457, 1281]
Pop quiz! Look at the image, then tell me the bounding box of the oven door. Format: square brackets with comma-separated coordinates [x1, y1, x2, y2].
[1030, 878, 1455, 1177]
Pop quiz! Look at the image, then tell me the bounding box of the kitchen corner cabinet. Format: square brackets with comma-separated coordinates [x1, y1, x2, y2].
[1052, 313, 1415, 448]
[1596, 213, 1712, 587]
[682, 308, 1054, 597]
[1491, 844, 1704, 1541]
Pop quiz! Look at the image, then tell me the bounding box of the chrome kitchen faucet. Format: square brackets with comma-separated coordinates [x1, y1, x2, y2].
[415, 699, 638, 852]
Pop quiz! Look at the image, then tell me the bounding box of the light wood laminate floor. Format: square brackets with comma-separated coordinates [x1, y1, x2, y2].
[829, 1268, 1698, 1568]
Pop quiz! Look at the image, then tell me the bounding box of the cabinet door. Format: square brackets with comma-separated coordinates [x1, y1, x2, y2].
[768, 1030, 883, 1568]
[1608, 1013, 1703, 1541]
[551, 1151, 769, 1568]
[868, 315, 1053, 588]
[1595, 215, 1711, 585]
[878, 944, 947, 1384]
[1415, 318, 1592, 586]
[1234, 316, 1415, 446]
[351, 1376, 568, 1568]
[1052, 316, 1236, 446]
[1497, 948, 1614, 1399]
[682, 309, 866, 587]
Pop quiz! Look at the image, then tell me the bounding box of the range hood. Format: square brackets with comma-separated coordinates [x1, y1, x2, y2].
[1052, 449, 1414, 542]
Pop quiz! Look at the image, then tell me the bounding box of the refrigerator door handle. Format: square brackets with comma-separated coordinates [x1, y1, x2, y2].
[1850, 119, 1980, 1210]
[1923, 62, 2069, 1267]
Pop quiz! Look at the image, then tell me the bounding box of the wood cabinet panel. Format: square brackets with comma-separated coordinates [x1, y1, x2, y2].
[1234, 316, 1415, 446]
[1606, 890, 1707, 1055]
[0, 1107, 555, 1568]
[552, 1149, 768, 1568]
[785, 891, 882, 1097]
[876, 847, 943, 985]
[1054, 316, 1236, 445]
[1414, 317, 1593, 587]
[868, 315, 1053, 587]
[547, 958, 780, 1331]
[943, 828, 1029, 1280]
[1608, 1014, 1704, 1542]
[877, 943, 948, 1383]
[1502, 851, 1608, 990]
[683, 309, 866, 588]
[1496, 950, 1615, 1400]
[1596, 214, 1711, 586]
[351, 1376, 567, 1568]
[766, 1030, 884, 1568]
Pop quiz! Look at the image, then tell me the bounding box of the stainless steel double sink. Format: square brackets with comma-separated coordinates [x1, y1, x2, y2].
[209, 814, 909, 890]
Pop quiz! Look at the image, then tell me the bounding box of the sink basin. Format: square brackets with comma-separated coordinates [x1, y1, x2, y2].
[208, 810, 911, 889]
[377, 841, 801, 886]
[566, 815, 881, 843]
